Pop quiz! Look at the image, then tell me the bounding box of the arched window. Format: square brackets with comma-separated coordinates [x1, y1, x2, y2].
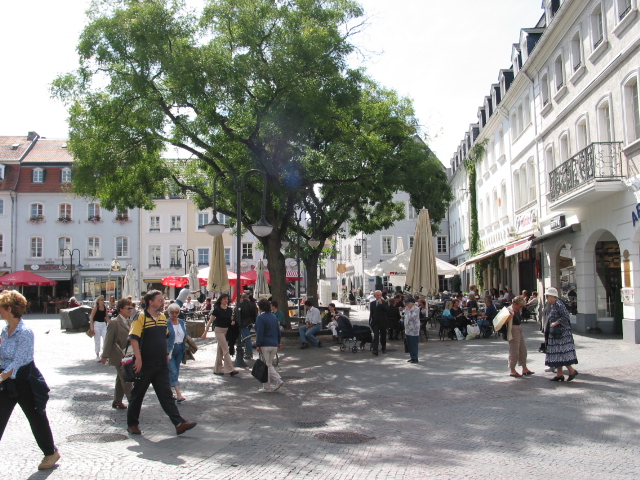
[559, 133, 570, 163]
[527, 159, 536, 204]
[492, 189, 499, 220]
[501, 181, 508, 217]
[478, 201, 483, 228]
[622, 75, 640, 143]
[597, 99, 612, 142]
[541, 73, 550, 106]
[570, 31, 583, 72]
[513, 170, 521, 210]
[58, 237, 71, 257]
[554, 54, 565, 91]
[485, 194, 491, 225]
[59, 203, 72, 221]
[519, 164, 528, 207]
[88, 203, 101, 221]
[30, 203, 43, 219]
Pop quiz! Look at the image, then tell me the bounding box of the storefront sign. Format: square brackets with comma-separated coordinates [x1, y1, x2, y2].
[550, 215, 566, 230]
[515, 209, 537, 233]
[336, 264, 347, 274]
[621, 287, 634, 305]
[632, 203, 640, 227]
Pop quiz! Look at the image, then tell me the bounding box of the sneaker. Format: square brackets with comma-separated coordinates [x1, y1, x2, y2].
[545, 367, 555, 372]
[258, 387, 272, 393]
[300, 343, 308, 349]
[96, 356, 101, 362]
[272, 379, 284, 392]
[38, 449, 60, 470]
[317, 341, 322, 348]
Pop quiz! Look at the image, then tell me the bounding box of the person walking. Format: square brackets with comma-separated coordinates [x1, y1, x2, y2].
[403, 297, 420, 363]
[0, 290, 60, 470]
[166, 304, 187, 402]
[255, 299, 283, 393]
[506, 296, 535, 378]
[544, 287, 579, 382]
[201, 293, 238, 376]
[126, 290, 196, 435]
[89, 295, 109, 361]
[369, 290, 388, 356]
[100, 297, 134, 409]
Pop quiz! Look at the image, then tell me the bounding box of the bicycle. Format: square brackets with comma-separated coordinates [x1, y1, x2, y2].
[241, 333, 279, 367]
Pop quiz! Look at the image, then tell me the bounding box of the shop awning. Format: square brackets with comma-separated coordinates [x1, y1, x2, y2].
[504, 236, 534, 257]
[459, 246, 505, 270]
[532, 224, 578, 244]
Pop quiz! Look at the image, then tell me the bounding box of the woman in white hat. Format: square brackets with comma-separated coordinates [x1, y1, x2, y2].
[544, 287, 578, 382]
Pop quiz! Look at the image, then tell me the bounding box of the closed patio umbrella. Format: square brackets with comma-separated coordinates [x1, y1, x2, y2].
[122, 264, 138, 299]
[208, 236, 230, 293]
[188, 263, 199, 293]
[405, 209, 439, 297]
[253, 259, 269, 299]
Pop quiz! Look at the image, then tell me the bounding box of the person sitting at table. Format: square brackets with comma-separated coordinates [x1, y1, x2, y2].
[323, 304, 340, 341]
[200, 298, 213, 315]
[450, 299, 469, 337]
[182, 296, 196, 313]
[477, 295, 497, 337]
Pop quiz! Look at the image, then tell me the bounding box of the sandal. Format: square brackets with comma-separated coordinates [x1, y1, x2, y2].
[509, 373, 523, 378]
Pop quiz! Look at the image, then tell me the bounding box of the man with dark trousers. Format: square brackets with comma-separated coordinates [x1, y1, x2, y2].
[126, 290, 196, 436]
[369, 290, 388, 356]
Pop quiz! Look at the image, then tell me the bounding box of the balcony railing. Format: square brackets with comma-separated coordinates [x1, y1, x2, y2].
[549, 142, 623, 202]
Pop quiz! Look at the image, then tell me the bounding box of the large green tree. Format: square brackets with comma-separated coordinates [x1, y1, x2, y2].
[53, 0, 451, 313]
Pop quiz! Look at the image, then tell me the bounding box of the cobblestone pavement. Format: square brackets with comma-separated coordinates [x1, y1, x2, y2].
[2, 313, 640, 479]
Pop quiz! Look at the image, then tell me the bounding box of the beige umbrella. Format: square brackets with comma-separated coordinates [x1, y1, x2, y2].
[188, 263, 199, 293]
[405, 209, 439, 297]
[208, 236, 230, 293]
[253, 259, 269, 299]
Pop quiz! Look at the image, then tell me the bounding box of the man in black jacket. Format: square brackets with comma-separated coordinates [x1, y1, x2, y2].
[369, 290, 388, 356]
[238, 293, 257, 360]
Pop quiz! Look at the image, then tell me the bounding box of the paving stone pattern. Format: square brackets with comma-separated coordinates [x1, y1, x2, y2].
[2, 313, 640, 479]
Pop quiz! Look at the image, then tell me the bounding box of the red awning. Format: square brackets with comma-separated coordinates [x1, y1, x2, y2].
[242, 268, 303, 284]
[0, 270, 58, 287]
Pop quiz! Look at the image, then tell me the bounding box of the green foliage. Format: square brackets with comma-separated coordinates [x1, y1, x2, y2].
[52, 0, 451, 301]
[463, 140, 487, 256]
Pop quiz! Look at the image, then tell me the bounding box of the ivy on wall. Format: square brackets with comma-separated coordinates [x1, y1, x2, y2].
[463, 140, 488, 257]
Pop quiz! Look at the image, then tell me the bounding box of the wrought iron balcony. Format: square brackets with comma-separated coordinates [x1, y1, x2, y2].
[549, 142, 623, 202]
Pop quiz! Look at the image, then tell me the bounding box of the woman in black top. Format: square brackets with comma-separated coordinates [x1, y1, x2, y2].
[90, 296, 109, 362]
[450, 299, 469, 337]
[201, 294, 237, 376]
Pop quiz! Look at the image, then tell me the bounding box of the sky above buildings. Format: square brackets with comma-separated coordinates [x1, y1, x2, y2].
[0, 0, 543, 166]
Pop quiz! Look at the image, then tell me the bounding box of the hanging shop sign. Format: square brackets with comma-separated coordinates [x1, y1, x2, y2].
[515, 209, 538, 234]
[621, 287, 634, 306]
[550, 215, 566, 230]
[632, 204, 640, 227]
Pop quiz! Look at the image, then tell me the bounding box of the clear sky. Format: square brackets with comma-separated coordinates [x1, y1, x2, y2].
[0, 0, 544, 165]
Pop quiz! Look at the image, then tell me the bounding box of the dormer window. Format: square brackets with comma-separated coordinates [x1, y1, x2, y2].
[61, 168, 72, 184]
[32, 168, 44, 184]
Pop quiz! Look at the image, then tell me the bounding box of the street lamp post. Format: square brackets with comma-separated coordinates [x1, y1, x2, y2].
[292, 209, 321, 316]
[201, 169, 273, 368]
[61, 248, 82, 298]
[176, 248, 195, 275]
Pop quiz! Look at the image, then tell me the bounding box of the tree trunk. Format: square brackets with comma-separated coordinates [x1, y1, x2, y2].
[303, 252, 320, 307]
[261, 233, 291, 328]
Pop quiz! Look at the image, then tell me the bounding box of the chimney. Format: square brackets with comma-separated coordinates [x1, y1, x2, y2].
[27, 131, 38, 141]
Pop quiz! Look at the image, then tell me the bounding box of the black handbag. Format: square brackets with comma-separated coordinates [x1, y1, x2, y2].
[550, 325, 564, 339]
[251, 356, 269, 383]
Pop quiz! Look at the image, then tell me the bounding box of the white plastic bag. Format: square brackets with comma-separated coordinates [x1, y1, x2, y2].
[454, 327, 465, 341]
[467, 325, 480, 335]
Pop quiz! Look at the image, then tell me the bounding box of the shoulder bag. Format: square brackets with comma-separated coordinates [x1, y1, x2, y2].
[251, 353, 269, 383]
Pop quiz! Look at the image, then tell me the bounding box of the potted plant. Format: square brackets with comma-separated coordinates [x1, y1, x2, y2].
[331, 292, 338, 300]
[29, 215, 44, 223]
[348, 291, 356, 305]
[58, 215, 72, 223]
[115, 213, 129, 222]
[88, 215, 101, 223]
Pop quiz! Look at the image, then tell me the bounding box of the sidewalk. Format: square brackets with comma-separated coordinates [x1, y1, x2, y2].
[2, 314, 640, 479]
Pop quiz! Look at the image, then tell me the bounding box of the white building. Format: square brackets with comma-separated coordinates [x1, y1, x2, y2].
[448, 0, 640, 343]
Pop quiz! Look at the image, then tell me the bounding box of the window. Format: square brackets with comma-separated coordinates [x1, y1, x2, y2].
[497, 128, 504, 158]
[170, 215, 182, 232]
[511, 112, 518, 138]
[116, 236, 129, 257]
[407, 204, 418, 219]
[197, 212, 209, 230]
[597, 100, 613, 142]
[519, 165, 528, 208]
[88, 203, 101, 220]
[500, 182, 507, 218]
[513, 171, 521, 210]
[408, 235, 415, 249]
[88, 237, 100, 258]
[559, 133, 570, 163]
[591, 3, 605, 49]
[59, 203, 72, 221]
[30, 203, 43, 219]
[436, 236, 448, 254]
[523, 95, 531, 127]
[623, 76, 640, 143]
[576, 117, 589, 150]
[554, 55, 565, 90]
[32, 168, 44, 183]
[58, 237, 71, 257]
[60, 168, 72, 184]
[485, 194, 490, 226]
[0, 199, 3, 215]
[169, 245, 182, 268]
[218, 214, 230, 226]
[545, 145, 556, 174]
[527, 160, 536, 204]
[30, 237, 43, 258]
[242, 242, 253, 259]
[517, 103, 524, 135]
[381, 236, 393, 255]
[570, 31, 583, 71]
[198, 248, 209, 266]
[149, 216, 160, 232]
[224, 247, 231, 265]
[149, 245, 161, 267]
[0, 234, 3, 253]
[541, 73, 550, 106]
[617, 0, 632, 20]
[492, 189, 499, 220]
[116, 208, 129, 221]
[479, 200, 484, 227]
